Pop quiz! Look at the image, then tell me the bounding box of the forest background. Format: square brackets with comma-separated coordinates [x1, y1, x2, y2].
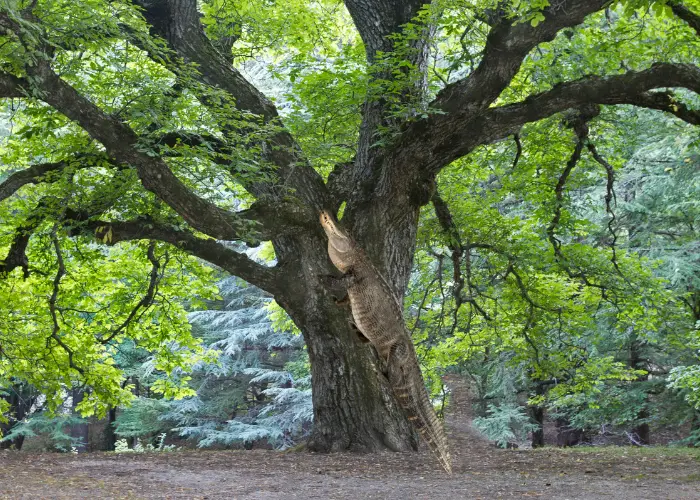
[0, 0, 699, 457]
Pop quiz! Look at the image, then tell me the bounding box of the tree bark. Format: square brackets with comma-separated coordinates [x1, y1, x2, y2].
[272, 229, 417, 452]
[292, 301, 416, 452]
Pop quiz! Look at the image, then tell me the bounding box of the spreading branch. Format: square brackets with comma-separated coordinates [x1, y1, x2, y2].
[0, 72, 28, 98]
[670, 1, 700, 37]
[48, 231, 85, 376]
[0, 154, 111, 203]
[73, 218, 284, 296]
[2, 203, 283, 300]
[547, 130, 587, 258]
[510, 134, 523, 172]
[31, 63, 253, 239]
[404, 63, 700, 176]
[432, 191, 464, 306]
[133, 0, 277, 119]
[587, 141, 622, 274]
[541, 113, 615, 295]
[0, 226, 31, 278]
[0, 198, 57, 278]
[99, 242, 162, 345]
[432, 191, 492, 323]
[0, 65, 291, 242]
[434, 0, 610, 114]
[0, 4, 317, 243]
[132, 0, 330, 210]
[480, 63, 700, 140]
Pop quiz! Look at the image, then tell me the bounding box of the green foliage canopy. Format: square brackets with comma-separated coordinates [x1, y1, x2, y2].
[0, 0, 698, 438]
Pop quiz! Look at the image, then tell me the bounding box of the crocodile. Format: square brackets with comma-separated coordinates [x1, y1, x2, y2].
[319, 210, 452, 474]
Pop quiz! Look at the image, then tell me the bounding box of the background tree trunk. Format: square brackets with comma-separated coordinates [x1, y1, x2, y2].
[0, 382, 35, 451]
[556, 418, 585, 447]
[530, 382, 547, 448]
[69, 388, 89, 453]
[629, 335, 651, 445]
[530, 406, 545, 448]
[102, 408, 117, 452]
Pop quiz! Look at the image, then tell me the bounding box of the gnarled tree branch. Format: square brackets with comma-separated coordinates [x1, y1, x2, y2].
[587, 141, 622, 274]
[0, 65, 278, 242]
[670, 0, 700, 37]
[0, 198, 58, 278]
[432, 191, 492, 324]
[73, 218, 284, 296]
[131, 0, 330, 211]
[547, 130, 586, 259]
[48, 231, 85, 376]
[133, 0, 277, 119]
[0, 72, 28, 98]
[0, 153, 111, 203]
[481, 62, 700, 142]
[402, 63, 700, 177]
[99, 242, 162, 345]
[434, 0, 610, 114]
[0, 226, 31, 278]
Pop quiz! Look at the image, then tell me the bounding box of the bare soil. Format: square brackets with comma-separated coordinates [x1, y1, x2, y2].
[1, 378, 698, 499]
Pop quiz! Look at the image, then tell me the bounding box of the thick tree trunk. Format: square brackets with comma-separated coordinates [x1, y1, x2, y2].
[133, 0, 429, 455]
[316, 159, 425, 452]
[297, 304, 417, 452]
[275, 231, 417, 452]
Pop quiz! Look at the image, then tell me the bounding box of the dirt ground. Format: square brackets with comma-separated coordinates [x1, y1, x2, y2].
[1, 378, 698, 499]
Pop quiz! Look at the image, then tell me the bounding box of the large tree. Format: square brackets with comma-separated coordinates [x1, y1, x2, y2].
[1, 0, 699, 452]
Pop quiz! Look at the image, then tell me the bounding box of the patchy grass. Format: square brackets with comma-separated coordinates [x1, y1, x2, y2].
[3, 378, 698, 498]
[531, 445, 700, 460]
[1, 443, 699, 499]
